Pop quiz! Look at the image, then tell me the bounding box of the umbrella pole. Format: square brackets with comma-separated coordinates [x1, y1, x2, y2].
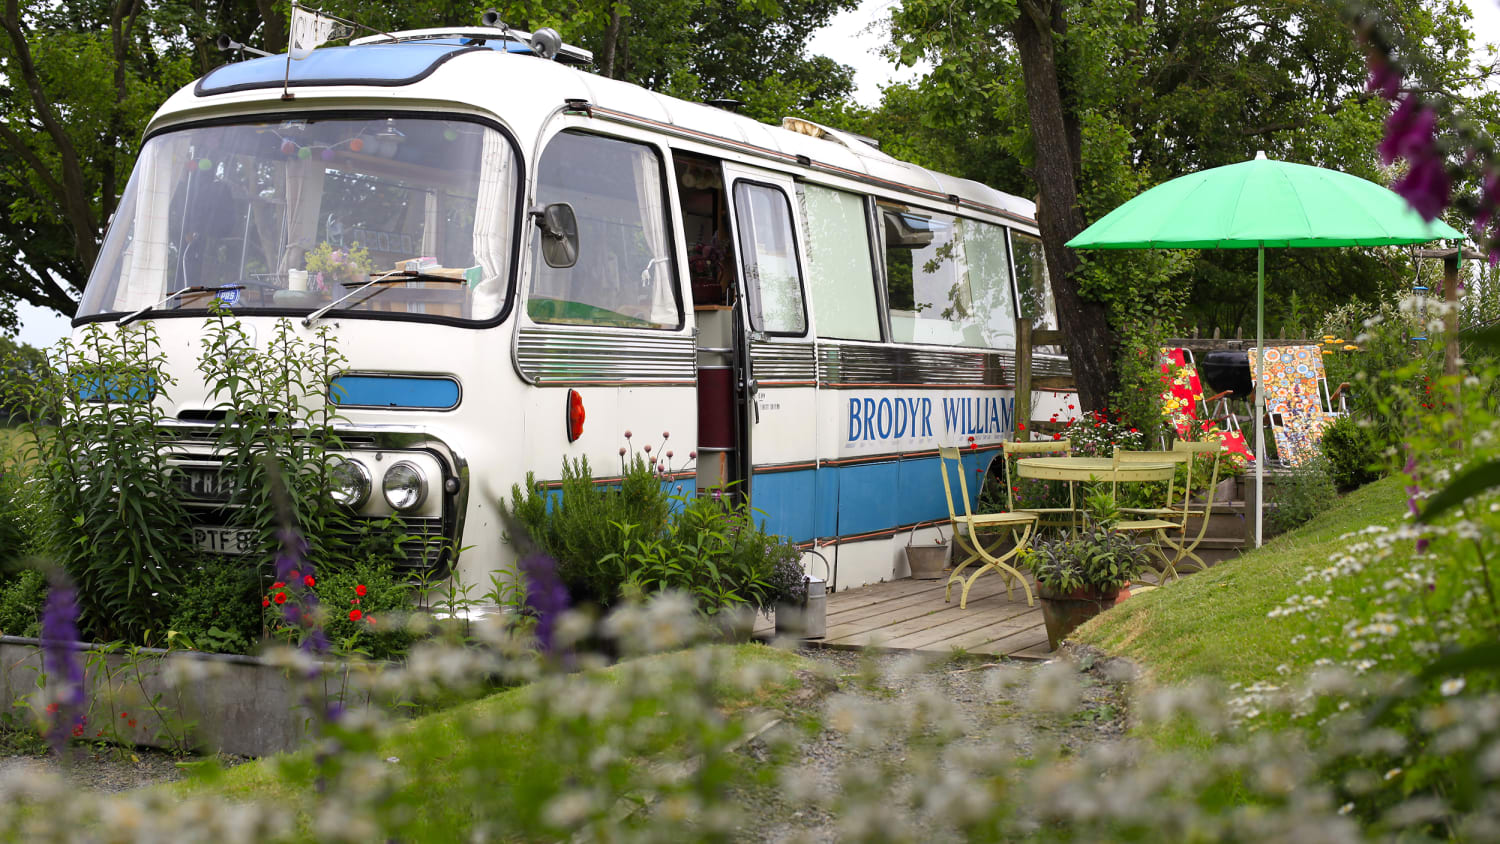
[1255, 246, 1265, 548]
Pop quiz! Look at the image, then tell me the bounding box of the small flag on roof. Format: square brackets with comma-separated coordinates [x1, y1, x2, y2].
[289, 5, 352, 60]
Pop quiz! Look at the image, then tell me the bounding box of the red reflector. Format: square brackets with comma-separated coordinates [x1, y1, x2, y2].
[566, 389, 585, 442]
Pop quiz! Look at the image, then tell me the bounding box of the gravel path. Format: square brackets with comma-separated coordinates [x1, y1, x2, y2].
[0, 742, 248, 792]
[733, 646, 1134, 843]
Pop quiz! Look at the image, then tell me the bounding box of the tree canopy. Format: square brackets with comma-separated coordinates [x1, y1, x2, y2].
[0, 0, 857, 330]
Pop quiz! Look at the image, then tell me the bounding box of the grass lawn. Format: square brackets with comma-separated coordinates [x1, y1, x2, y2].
[169, 643, 814, 834]
[0, 424, 31, 458]
[1074, 476, 1409, 688]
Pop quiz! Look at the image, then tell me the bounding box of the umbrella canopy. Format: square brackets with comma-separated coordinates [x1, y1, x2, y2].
[1065, 152, 1462, 548]
[1067, 153, 1463, 250]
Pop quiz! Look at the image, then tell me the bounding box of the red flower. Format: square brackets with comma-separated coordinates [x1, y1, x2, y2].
[262, 597, 270, 608]
[272, 581, 285, 589]
[120, 712, 128, 719]
[1052, 433, 1062, 440]
[366, 616, 376, 626]
[127, 719, 136, 728]
[289, 571, 300, 581]
[349, 609, 364, 622]
[45, 703, 58, 714]
[355, 584, 367, 597]
[273, 592, 287, 605]
[1018, 423, 1026, 430]
[303, 575, 316, 587]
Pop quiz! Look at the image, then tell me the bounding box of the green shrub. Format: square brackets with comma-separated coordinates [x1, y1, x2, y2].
[512, 451, 793, 615]
[1022, 524, 1149, 594]
[1266, 455, 1337, 535]
[308, 558, 414, 660]
[509, 452, 673, 606]
[165, 560, 262, 654]
[1320, 415, 1383, 491]
[0, 568, 44, 637]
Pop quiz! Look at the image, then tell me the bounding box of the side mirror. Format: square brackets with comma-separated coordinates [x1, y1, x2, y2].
[532, 202, 579, 269]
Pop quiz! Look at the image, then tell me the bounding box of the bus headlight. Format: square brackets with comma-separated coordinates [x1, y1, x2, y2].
[382, 461, 427, 511]
[329, 458, 371, 509]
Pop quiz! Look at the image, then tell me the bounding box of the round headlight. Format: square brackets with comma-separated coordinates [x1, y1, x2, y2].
[382, 461, 427, 511]
[329, 458, 371, 509]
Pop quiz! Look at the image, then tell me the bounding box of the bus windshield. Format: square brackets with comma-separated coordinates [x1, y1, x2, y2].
[79, 116, 518, 323]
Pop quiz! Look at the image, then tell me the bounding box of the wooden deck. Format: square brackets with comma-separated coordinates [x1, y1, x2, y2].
[755, 572, 1054, 660]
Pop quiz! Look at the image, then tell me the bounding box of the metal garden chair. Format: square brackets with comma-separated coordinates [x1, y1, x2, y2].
[1110, 448, 1191, 583]
[938, 446, 1037, 609]
[1002, 438, 1076, 530]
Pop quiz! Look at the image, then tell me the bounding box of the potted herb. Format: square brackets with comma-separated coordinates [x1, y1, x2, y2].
[1021, 524, 1149, 650]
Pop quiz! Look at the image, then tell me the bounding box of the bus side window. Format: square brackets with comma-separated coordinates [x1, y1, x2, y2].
[528, 132, 681, 329]
[801, 184, 880, 342]
[732, 182, 807, 336]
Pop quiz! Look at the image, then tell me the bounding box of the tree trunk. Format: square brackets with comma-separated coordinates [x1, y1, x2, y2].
[1011, 0, 1118, 413]
[601, 6, 623, 78]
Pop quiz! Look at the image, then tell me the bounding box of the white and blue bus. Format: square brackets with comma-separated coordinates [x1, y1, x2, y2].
[74, 22, 1073, 592]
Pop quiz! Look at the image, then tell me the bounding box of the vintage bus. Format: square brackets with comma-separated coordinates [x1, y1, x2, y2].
[73, 22, 1073, 593]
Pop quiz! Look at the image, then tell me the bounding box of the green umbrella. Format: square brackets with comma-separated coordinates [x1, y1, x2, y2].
[1067, 151, 1463, 547]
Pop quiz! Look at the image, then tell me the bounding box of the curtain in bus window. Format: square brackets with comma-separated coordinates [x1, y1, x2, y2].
[528, 132, 679, 329]
[801, 184, 879, 341]
[961, 219, 1018, 348]
[633, 147, 677, 327]
[118, 134, 190, 311]
[882, 205, 967, 345]
[282, 157, 326, 274]
[471, 129, 515, 320]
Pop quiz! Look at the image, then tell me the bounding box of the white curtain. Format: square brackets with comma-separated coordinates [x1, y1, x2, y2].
[470, 130, 514, 320]
[281, 157, 325, 273]
[117, 135, 188, 311]
[633, 148, 676, 327]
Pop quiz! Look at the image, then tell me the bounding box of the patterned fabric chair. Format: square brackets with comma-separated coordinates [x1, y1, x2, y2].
[1159, 347, 1253, 463]
[1247, 345, 1336, 466]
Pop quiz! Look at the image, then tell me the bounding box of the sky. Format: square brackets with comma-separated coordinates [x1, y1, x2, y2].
[10, 0, 1500, 349]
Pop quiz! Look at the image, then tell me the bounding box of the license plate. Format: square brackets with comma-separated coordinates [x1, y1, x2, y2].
[194, 526, 258, 555]
[175, 466, 237, 502]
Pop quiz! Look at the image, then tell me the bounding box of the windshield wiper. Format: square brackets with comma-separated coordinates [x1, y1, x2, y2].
[117, 285, 244, 326]
[301, 271, 468, 327]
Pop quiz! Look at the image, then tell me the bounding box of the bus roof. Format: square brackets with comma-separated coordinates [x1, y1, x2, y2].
[157, 35, 1037, 228]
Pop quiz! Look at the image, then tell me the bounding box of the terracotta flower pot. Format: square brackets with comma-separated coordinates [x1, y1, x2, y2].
[1037, 583, 1121, 651]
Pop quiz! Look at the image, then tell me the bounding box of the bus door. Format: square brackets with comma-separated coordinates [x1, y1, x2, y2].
[720, 162, 816, 517]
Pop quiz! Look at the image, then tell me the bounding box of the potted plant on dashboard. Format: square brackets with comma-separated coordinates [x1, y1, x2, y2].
[1022, 523, 1149, 651]
[304, 241, 374, 292]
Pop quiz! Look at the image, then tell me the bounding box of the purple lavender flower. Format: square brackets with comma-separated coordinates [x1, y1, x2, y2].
[520, 553, 569, 654]
[39, 575, 86, 756]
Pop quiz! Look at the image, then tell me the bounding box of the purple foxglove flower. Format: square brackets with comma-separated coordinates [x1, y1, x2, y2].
[1394, 156, 1450, 222]
[1379, 98, 1438, 165]
[40, 576, 86, 756]
[520, 553, 569, 654]
[1366, 55, 1402, 100]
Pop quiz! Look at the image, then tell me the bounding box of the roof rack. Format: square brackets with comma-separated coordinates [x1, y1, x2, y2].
[350, 26, 593, 65]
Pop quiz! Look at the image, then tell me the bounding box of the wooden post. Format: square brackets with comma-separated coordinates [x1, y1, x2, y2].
[1444, 253, 1460, 379]
[1015, 318, 1032, 442]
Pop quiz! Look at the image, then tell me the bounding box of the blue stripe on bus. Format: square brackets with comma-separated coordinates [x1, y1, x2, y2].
[330, 375, 460, 409]
[751, 452, 997, 543]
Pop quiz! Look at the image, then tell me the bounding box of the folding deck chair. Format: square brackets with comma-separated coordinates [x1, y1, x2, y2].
[937, 446, 1037, 609]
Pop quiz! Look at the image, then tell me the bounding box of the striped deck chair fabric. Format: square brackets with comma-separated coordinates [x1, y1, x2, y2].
[1248, 345, 1333, 466]
[1159, 348, 1254, 464]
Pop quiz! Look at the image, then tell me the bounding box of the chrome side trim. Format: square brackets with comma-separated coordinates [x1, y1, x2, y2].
[750, 342, 817, 383]
[515, 327, 697, 385]
[812, 342, 1073, 386]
